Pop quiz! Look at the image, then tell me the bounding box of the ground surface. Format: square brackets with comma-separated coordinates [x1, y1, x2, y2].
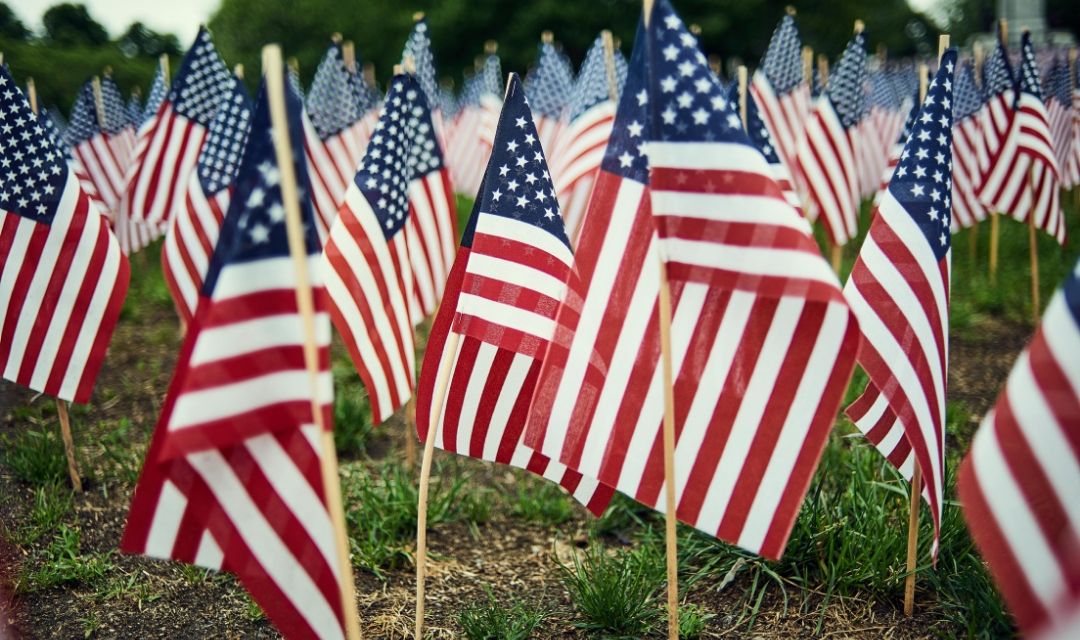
[1, 198, 1078, 638]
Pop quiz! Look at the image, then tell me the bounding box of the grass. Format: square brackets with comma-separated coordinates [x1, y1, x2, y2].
[510, 477, 574, 526]
[0, 427, 71, 486]
[558, 541, 666, 637]
[333, 376, 375, 459]
[15, 525, 114, 594]
[458, 587, 549, 640]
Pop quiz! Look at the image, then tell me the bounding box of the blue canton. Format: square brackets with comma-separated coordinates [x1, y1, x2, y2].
[646, 0, 753, 149]
[481, 54, 504, 97]
[39, 108, 70, 159]
[126, 92, 142, 127]
[567, 34, 613, 121]
[63, 82, 99, 148]
[168, 27, 232, 126]
[759, 14, 803, 95]
[1017, 32, 1044, 102]
[888, 49, 957, 259]
[403, 18, 439, 113]
[99, 76, 129, 134]
[827, 32, 868, 129]
[204, 68, 318, 294]
[871, 71, 900, 110]
[1049, 57, 1071, 106]
[614, 47, 628, 95]
[0, 66, 69, 223]
[728, 82, 782, 164]
[404, 80, 445, 175]
[983, 37, 1015, 98]
[479, 73, 568, 250]
[353, 75, 415, 240]
[598, 20, 648, 184]
[307, 42, 358, 140]
[953, 60, 984, 121]
[197, 76, 252, 194]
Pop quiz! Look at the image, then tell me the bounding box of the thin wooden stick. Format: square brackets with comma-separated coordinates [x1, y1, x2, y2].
[736, 66, 748, 129]
[1028, 169, 1040, 324]
[26, 78, 37, 115]
[989, 21, 1006, 277]
[263, 43, 362, 640]
[658, 260, 679, 640]
[91, 76, 106, 129]
[159, 54, 170, 89]
[55, 400, 83, 492]
[415, 331, 460, 640]
[233, 64, 244, 80]
[601, 31, 619, 102]
[904, 465, 922, 615]
[404, 397, 417, 468]
[802, 46, 813, 87]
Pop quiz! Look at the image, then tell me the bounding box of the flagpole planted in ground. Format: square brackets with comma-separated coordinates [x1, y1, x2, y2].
[1028, 168, 1040, 324]
[263, 43, 363, 640]
[968, 41, 984, 267]
[988, 20, 1007, 285]
[27, 76, 85, 494]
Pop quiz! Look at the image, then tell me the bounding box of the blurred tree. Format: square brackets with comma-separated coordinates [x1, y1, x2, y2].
[43, 3, 108, 47]
[208, 0, 942, 94]
[118, 22, 183, 58]
[0, 2, 29, 41]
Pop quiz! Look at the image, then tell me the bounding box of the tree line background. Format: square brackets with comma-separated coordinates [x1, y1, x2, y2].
[0, 0, 1077, 118]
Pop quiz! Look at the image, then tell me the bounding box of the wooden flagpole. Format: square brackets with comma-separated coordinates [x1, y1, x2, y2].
[968, 41, 985, 266]
[263, 43, 363, 640]
[639, 4, 680, 637]
[1028, 167, 1040, 324]
[989, 20, 1007, 284]
[737, 66, 748, 132]
[233, 64, 244, 80]
[601, 30, 619, 102]
[91, 76, 106, 129]
[904, 35, 949, 616]
[27, 77, 85, 493]
[414, 330, 460, 640]
[159, 53, 170, 89]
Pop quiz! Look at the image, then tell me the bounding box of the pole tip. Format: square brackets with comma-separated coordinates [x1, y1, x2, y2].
[785, 5, 796, 16]
[689, 23, 702, 36]
[413, 11, 425, 21]
[102, 65, 113, 76]
[853, 19, 865, 34]
[330, 32, 342, 43]
[484, 40, 498, 54]
[541, 30, 554, 44]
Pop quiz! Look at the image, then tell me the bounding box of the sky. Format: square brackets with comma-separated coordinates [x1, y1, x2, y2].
[8, 0, 220, 44]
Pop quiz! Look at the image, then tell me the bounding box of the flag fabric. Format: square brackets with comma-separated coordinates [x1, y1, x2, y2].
[1046, 59, 1075, 190]
[978, 32, 1064, 245]
[402, 17, 446, 150]
[121, 69, 348, 640]
[551, 33, 621, 242]
[750, 13, 810, 201]
[950, 60, 990, 230]
[525, 39, 573, 165]
[979, 32, 1016, 169]
[1069, 62, 1080, 189]
[0, 65, 129, 403]
[322, 75, 418, 425]
[730, 80, 802, 214]
[525, 1, 859, 559]
[844, 50, 958, 556]
[402, 81, 457, 319]
[862, 70, 906, 199]
[142, 66, 167, 126]
[873, 88, 917, 206]
[162, 76, 253, 326]
[121, 27, 233, 227]
[66, 81, 128, 214]
[796, 31, 868, 243]
[447, 54, 503, 197]
[126, 91, 143, 127]
[416, 73, 614, 515]
[957, 254, 1080, 635]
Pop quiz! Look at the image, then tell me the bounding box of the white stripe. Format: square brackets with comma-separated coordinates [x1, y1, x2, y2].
[647, 141, 771, 172]
[474, 213, 573, 267]
[456, 293, 557, 341]
[171, 370, 334, 430]
[659, 236, 839, 287]
[190, 312, 332, 367]
[481, 353, 534, 461]
[650, 190, 811, 233]
[144, 479, 187, 558]
[450, 342, 498, 453]
[463, 252, 569, 302]
[193, 530, 224, 570]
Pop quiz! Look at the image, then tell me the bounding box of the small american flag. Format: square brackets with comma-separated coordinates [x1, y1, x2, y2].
[551, 33, 622, 241]
[121, 27, 233, 226]
[873, 86, 917, 206]
[141, 66, 167, 127]
[750, 13, 809, 204]
[796, 31, 867, 244]
[416, 73, 614, 514]
[950, 59, 990, 230]
[525, 39, 574, 168]
[122, 69, 348, 640]
[978, 32, 1064, 245]
[126, 91, 143, 128]
[448, 53, 503, 198]
[0, 65, 130, 403]
[322, 75, 417, 425]
[402, 16, 443, 144]
[1046, 59, 1075, 189]
[526, 1, 859, 559]
[845, 50, 958, 557]
[66, 80, 129, 214]
[958, 255, 1080, 635]
[402, 80, 457, 319]
[730, 79, 802, 214]
[161, 76, 253, 325]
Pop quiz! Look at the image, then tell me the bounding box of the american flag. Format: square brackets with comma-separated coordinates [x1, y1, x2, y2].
[402, 17, 445, 148]
[447, 54, 503, 197]
[162, 76, 252, 326]
[402, 80, 457, 319]
[978, 32, 1064, 245]
[750, 12, 809, 201]
[525, 39, 573, 167]
[551, 33, 622, 242]
[141, 66, 167, 126]
[1070, 61, 1080, 190]
[305, 41, 364, 242]
[121, 27, 233, 226]
[126, 91, 143, 127]
[1046, 58, 1075, 190]
[525, 1, 859, 559]
[0, 65, 130, 403]
[796, 31, 867, 244]
[322, 75, 417, 425]
[873, 87, 917, 206]
[121, 70, 348, 640]
[861, 70, 906, 199]
[951, 59, 990, 230]
[845, 50, 957, 557]
[65, 81, 129, 214]
[416, 73, 614, 514]
[958, 254, 1080, 635]
[730, 79, 802, 214]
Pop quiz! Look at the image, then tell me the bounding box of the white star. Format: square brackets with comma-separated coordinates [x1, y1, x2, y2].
[662, 108, 676, 124]
[619, 151, 633, 167]
[928, 207, 940, 220]
[663, 45, 679, 61]
[525, 172, 538, 185]
[507, 140, 519, 152]
[515, 116, 526, 129]
[492, 189, 502, 201]
[507, 179, 519, 191]
[516, 195, 528, 208]
[499, 164, 510, 176]
[676, 92, 693, 108]
[267, 203, 285, 222]
[636, 90, 648, 105]
[911, 183, 925, 197]
[692, 108, 709, 124]
[247, 188, 265, 207]
[543, 207, 555, 219]
[660, 76, 677, 93]
[664, 14, 681, 29]
[694, 78, 711, 94]
[627, 121, 643, 137]
[524, 133, 536, 146]
[249, 223, 270, 243]
[914, 165, 927, 178]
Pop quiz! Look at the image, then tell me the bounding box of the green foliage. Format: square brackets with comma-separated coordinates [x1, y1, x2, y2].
[1, 482, 73, 546]
[458, 587, 548, 640]
[677, 603, 714, 639]
[558, 541, 665, 637]
[43, 3, 108, 47]
[333, 381, 375, 459]
[510, 478, 574, 526]
[342, 462, 466, 578]
[118, 22, 183, 59]
[16, 525, 113, 593]
[0, 2, 29, 41]
[0, 427, 70, 486]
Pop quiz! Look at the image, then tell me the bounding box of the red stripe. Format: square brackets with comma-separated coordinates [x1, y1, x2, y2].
[470, 232, 572, 282]
[464, 344, 513, 459]
[0, 222, 51, 367]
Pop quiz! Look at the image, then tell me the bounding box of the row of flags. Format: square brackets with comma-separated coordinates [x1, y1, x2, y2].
[0, 1, 1078, 636]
